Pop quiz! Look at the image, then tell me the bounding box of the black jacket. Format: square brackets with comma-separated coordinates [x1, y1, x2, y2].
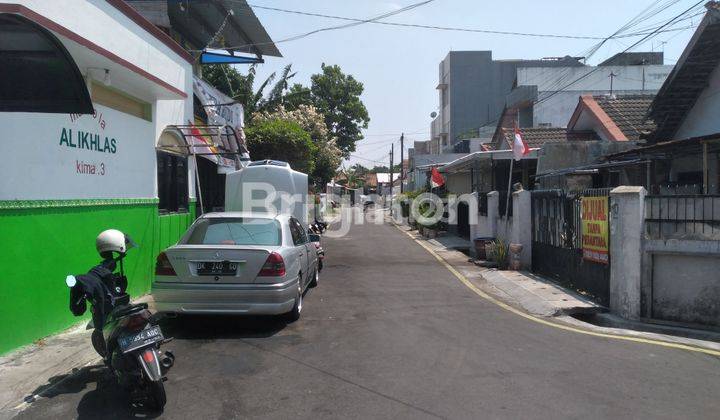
[69, 259, 118, 328]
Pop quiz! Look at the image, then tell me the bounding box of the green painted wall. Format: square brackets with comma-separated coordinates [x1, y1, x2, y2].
[0, 199, 196, 355]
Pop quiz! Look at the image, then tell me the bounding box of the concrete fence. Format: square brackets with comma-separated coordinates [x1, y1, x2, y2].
[470, 190, 532, 269]
[469, 186, 720, 327]
[611, 187, 720, 327]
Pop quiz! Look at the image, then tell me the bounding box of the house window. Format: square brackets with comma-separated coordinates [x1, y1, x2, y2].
[0, 14, 93, 113]
[157, 151, 189, 213]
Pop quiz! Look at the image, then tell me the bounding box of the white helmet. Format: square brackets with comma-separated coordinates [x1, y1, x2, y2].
[96, 229, 135, 257]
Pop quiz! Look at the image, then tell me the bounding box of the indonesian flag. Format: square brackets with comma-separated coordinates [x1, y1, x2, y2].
[430, 166, 445, 188]
[512, 126, 530, 161]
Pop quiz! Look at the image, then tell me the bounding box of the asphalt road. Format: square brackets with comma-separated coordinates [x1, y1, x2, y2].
[15, 218, 720, 419]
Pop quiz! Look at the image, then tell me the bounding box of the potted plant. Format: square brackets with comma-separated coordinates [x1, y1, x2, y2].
[490, 238, 509, 270]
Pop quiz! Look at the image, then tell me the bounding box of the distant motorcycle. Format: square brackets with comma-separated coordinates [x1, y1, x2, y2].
[310, 219, 328, 234]
[65, 229, 174, 411]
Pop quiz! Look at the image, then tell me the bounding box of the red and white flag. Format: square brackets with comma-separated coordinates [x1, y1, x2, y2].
[430, 166, 445, 189]
[512, 126, 530, 161]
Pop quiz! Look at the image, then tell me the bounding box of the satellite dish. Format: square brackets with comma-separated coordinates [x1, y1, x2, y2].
[430, 112, 437, 118]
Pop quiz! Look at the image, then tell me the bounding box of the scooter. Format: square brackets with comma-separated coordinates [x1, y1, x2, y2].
[66, 252, 174, 410]
[310, 219, 328, 234]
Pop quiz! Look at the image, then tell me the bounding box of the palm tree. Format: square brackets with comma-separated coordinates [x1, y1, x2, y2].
[203, 64, 297, 122]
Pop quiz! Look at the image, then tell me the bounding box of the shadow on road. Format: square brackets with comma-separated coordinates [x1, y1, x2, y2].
[159, 314, 290, 341]
[20, 364, 162, 419]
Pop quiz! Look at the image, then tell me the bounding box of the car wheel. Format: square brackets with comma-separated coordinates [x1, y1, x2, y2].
[285, 281, 303, 322]
[310, 268, 319, 288]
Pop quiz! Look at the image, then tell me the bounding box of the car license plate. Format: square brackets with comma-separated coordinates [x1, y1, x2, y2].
[196, 261, 238, 276]
[118, 326, 164, 353]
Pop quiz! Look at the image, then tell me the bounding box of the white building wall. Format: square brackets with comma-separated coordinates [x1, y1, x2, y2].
[675, 64, 720, 139]
[518, 65, 671, 93]
[1, 0, 194, 201]
[0, 106, 156, 200]
[16, 0, 190, 96]
[517, 65, 673, 128]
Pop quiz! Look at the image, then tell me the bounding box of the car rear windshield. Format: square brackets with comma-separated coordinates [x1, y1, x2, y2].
[183, 218, 281, 246]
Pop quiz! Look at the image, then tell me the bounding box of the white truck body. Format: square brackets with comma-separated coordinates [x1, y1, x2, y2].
[225, 161, 309, 227]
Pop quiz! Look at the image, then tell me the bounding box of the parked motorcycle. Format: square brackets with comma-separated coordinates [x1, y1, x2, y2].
[65, 229, 173, 411]
[308, 232, 325, 272]
[310, 219, 328, 234]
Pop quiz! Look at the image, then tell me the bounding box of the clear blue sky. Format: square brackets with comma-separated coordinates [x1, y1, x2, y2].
[240, 0, 702, 167]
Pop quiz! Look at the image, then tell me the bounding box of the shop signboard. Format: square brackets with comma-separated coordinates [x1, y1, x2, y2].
[192, 76, 248, 168]
[0, 105, 155, 200]
[581, 196, 609, 264]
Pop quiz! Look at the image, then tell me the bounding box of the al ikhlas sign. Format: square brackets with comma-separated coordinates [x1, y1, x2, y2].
[0, 104, 156, 201]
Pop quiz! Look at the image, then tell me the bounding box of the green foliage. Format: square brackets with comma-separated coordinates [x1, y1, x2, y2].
[307, 64, 370, 157]
[405, 188, 427, 200]
[202, 64, 296, 123]
[491, 238, 510, 270]
[417, 201, 441, 229]
[284, 83, 313, 111]
[252, 105, 342, 188]
[204, 62, 370, 166]
[245, 119, 317, 174]
[201, 64, 253, 104]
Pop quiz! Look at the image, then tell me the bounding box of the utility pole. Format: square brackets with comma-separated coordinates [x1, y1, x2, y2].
[609, 72, 617, 96]
[641, 58, 647, 91]
[399, 133, 404, 193]
[389, 144, 394, 210]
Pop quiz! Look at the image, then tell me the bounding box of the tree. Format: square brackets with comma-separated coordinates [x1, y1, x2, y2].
[253, 105, 343, 188]
[284, 83, 313, 111]
[203, 64, 297, 122]
[245, 119, 317, 174]
[307, 64, 370, 157]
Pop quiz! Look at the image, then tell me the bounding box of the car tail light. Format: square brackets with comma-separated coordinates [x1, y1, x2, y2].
[155, 252, 176, 276]
[259, 252, 286, 277]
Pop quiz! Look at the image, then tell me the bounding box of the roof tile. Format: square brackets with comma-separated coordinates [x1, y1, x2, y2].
[592, 94, 656, 140]
[502, 127, 598, 147]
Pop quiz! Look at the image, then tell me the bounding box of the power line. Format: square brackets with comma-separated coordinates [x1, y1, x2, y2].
[220, 0, 436, 51]
[533, 0, 706, 108]
[348, 154, 390, 164]
[425, 1, 705, 143]
[245, 2, 698, 41]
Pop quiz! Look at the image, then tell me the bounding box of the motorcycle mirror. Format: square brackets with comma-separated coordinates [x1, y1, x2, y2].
[125, 234, 138, 250]
[65, 275, 77, 288]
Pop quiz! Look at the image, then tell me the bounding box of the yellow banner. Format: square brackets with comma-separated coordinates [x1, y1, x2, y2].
[581, 196, 609, 264]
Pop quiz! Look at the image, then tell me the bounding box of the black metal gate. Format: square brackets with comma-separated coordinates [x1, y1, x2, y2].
[457, 202, 470, 239]
[531, 189, 611, 305]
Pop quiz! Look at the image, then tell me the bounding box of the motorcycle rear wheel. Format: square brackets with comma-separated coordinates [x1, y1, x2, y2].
[147, 379, 166, 411]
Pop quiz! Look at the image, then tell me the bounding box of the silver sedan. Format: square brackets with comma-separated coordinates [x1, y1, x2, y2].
[151, 212, 319, 321]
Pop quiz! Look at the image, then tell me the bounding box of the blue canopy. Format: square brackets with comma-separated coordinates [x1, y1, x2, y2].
[201, 52, 264, 65]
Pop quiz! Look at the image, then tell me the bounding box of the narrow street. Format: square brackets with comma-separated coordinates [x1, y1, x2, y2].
[16, 220, 720, 419]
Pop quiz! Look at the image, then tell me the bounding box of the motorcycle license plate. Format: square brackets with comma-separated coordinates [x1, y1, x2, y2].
[196, 261, 238, 276]
[118, 326, 164, 353]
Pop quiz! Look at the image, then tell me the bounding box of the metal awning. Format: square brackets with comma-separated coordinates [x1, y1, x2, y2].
[603, 133, 720, 161]
[160, 124, 247, 172]
[533, 159, 649, 179]
[167, 0, 281, 58]
[438, 149, 540, 174]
